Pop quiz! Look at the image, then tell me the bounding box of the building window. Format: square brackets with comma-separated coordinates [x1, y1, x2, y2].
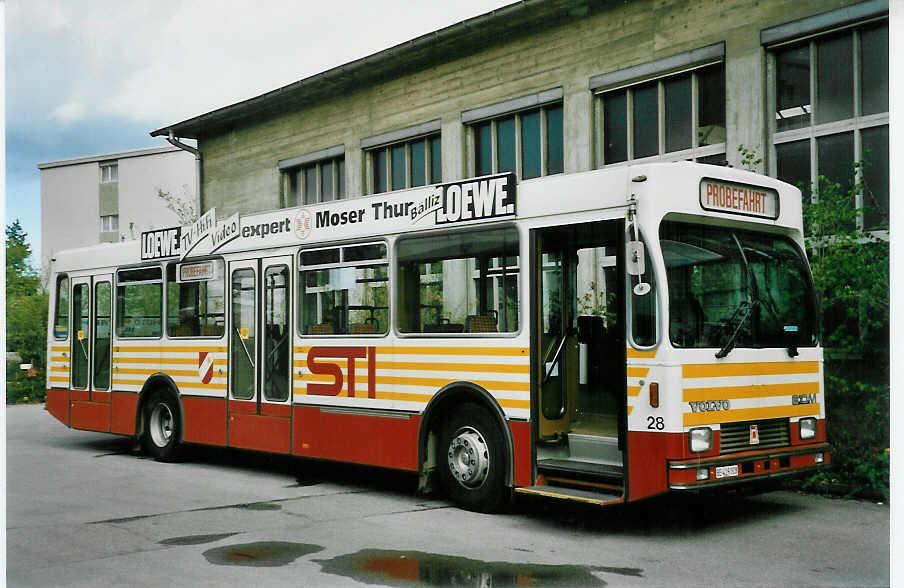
[596, 63, 725, 166]
[100, 214, 119, 232]
[100, 162, 118, 183]
[770, 21, 889, 230]
[470, 103, 563, 180]
[285, 155, 345, 206]
[368, 135, 441, 194]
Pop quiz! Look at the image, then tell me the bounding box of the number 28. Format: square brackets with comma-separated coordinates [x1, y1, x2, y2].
[647, 416, 664, 430]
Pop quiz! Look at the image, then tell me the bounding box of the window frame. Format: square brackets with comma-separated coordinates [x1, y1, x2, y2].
[282, 153, 346, 206]
[164, 257, 227, 339]
[53, 274, 70, 340]
[393, 224, 523, 339]
[100, 161, 118, 184]
[365, 133, 441, 195]
[465, 99, 564, 181]
[766, 19, 889, 234]
[115, 265, 164, 340]
[297, 240, 390, 337]
[594, 62, 727, 167]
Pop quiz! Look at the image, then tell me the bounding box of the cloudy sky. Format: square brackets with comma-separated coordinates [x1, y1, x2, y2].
[6, 0, 512, 262]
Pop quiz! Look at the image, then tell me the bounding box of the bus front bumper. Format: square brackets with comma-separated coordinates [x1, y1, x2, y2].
[667, 444, 830, 490]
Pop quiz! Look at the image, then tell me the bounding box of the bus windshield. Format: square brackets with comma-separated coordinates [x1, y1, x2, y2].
[660, 221, 817, 349]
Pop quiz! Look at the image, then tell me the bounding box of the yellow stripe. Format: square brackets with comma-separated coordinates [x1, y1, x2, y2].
[293, 390, 530, 409]
[682, 361, 819, 378]
[627, 386, 641, 397]
[294, 345, 528, 357]
[115, 367, 209, 377]
[50, 355, 68, 362]
[50, 366, 70, 373]
[114, 345, 228, 353]
[627, 367, 649, 377]
[112, 378, 226, 391]
[51, 345, 68, 352]
[292, 358, 527, 374]
[627, 348, 657, 359]
[297, 373, 529, 392]
[683, 403, 821, 427]
[627, 406, 633, 415]
[683, 381, 819, 402]
[114, 357, 227, 366]
[49, 376, 69, 383]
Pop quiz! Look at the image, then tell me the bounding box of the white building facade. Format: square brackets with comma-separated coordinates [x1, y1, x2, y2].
[39, 146, 197, 274]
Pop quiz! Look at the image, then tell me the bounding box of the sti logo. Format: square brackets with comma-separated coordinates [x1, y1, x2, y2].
[305, 346, 377, 398]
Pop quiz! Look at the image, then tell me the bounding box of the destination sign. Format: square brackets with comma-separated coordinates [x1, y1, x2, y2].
[699, 179, 779, 220]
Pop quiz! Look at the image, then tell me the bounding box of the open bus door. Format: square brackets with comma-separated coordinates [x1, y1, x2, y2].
[523, 220, 627, 504]
[227, 255, 293, 453]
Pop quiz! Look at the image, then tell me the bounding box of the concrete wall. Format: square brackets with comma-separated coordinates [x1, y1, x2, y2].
[199, 0, 858, 216]
[118, 150, 197, 238]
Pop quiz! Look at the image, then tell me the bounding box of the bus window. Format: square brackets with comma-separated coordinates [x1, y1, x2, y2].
[299, 242, 388, 336]
[71, 283, 90, 388]
[53, 275, 69, 339]
[166, 260, 225, 337]
[396, 227, 519, 334]
[116, 267, 163, 338]
[93, 281, 112, 390]
[629, 229, 657, 347]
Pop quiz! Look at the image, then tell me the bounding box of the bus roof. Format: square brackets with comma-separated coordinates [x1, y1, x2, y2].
[51, 163, 801, 274]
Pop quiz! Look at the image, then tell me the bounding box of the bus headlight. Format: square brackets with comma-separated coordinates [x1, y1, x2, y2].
[689, 427, 712, 452]
[799, 418, 817, 440]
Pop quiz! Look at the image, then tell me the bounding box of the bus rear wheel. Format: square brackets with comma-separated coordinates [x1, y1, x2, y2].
[142, 392, 182, 461]
[439, 403, 508, 513]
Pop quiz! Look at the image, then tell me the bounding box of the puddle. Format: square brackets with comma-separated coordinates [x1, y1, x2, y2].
[234, 502, 282, 511]
[315, 549, 642, 586]
[160, 532, 239, 546]
[204, 541, 323, 567]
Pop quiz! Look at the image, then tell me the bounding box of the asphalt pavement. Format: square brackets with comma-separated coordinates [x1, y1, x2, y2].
[6, 404, 890, 587]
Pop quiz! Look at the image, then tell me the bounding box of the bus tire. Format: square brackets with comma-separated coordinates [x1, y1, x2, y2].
[439, 403, 508, 513]
[142, 391, 182, 462]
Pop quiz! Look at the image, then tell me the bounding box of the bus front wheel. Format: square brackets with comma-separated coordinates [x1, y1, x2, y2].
[439, 403, 508, 513]
[142, 392, 182, 461]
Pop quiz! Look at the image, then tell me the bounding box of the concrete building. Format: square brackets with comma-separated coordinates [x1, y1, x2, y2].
[150, 0, 887, 231]
[39, 146, 198, 273]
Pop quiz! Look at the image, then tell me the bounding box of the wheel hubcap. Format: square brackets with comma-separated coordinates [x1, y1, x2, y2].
[447, 426, 490, 489]
[149, 403, 174, 448]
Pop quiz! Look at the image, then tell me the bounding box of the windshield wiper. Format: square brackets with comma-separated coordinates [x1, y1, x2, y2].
[715, 298, 757, 358]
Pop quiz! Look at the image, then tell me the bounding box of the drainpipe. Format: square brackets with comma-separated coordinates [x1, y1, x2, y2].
[166, 130, 202, 215]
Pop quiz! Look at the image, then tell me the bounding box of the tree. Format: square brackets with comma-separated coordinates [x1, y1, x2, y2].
[6, 221, 48, 403]
[802, 165, 889, 499]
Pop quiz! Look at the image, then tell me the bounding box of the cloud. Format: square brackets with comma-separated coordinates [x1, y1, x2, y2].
[49, 101, 86, 123]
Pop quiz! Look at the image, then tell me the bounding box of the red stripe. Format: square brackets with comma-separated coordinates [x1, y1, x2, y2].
[111, 392, 138, 435]
[292, 405, 419, 471]
[509, 420, 532, 487]
[183, 396, 227, 446]
[71, 401, 110, 432]
[46, 389, 69, 426]
[229, 414, 291, 454]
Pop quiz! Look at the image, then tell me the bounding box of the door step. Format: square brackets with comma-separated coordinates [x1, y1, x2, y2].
[538, 458, 623, 480]
[568, 433, 621, 466]
[515, 485, 623, 506]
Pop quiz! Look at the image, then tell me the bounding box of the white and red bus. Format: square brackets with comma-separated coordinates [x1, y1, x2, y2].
[46, 162, 828, 512]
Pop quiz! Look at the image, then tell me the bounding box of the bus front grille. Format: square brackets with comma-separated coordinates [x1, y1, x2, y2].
[719, 418, 790, 453]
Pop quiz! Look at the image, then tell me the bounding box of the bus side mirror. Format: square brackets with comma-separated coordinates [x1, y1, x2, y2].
[627, 240, 645, 276]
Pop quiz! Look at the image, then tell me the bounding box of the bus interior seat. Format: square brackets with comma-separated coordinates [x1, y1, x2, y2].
[350, 322, 377, 334]
[308, 323, 334, 335]
[466, 315, 497, 333]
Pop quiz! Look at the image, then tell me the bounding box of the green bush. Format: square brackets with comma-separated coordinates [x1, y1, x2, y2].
[800, 166, 889, 500]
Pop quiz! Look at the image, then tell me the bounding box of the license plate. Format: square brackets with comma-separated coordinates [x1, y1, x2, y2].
[715, 465, 739, 479]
